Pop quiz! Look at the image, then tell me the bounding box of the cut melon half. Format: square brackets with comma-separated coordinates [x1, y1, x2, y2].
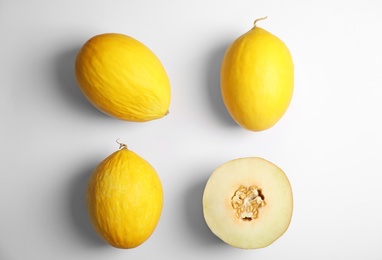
[202, 157, 293, 249]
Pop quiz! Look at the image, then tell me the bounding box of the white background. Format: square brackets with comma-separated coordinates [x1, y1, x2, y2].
[1, 0, 382, 259]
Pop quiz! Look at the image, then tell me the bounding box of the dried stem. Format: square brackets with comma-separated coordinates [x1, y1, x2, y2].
[254, 16, 268, 27]
[116, 138, 128, 150]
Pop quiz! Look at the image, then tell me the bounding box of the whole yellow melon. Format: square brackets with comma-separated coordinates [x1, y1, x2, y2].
[75, 33, 171, 122]
[221, 18, 294, 131]
[86, 141, 163, 248]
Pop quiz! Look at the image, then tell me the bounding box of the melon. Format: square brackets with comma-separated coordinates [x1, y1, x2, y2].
[202, 157, 293, 249]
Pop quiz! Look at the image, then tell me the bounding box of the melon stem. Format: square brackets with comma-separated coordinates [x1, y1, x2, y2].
[254, 16, 268, 27]
[116, 138, 128, 150]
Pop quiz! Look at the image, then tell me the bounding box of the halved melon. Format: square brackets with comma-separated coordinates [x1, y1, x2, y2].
[202, 157, 293, 249]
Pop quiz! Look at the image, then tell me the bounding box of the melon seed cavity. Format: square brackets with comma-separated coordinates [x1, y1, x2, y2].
[231, 185, 265, 221]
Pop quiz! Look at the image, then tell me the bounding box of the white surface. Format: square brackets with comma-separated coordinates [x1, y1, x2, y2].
[1, 0, 382, 259]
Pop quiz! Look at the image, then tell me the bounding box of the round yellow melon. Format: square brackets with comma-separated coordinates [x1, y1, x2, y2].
[86, 141, 163, 248]
[220, 18, 294, 131]
[203, 157, 293, 249]
[75, 33, 171, 122]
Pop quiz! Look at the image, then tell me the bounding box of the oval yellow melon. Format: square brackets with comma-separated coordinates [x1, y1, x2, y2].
[75, 33, 171, 122]
[203, 157, 293, 249]
[220, 18, 294, 131]
[86, 141, 163, 249]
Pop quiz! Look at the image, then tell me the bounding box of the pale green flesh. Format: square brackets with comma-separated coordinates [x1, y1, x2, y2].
[203, 157, 293, 249]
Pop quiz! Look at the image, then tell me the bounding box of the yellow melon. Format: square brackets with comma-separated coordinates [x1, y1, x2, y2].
[86, 141, 163, 248]
[75, 33, 171, 122]
[221, 18, 294, 131]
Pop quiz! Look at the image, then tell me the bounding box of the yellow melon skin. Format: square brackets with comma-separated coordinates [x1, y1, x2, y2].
[75, 33, 171, 122]
[86, 146, 163, 249]
[220, 21, 294, 131]
[203, 157, 293, 249]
